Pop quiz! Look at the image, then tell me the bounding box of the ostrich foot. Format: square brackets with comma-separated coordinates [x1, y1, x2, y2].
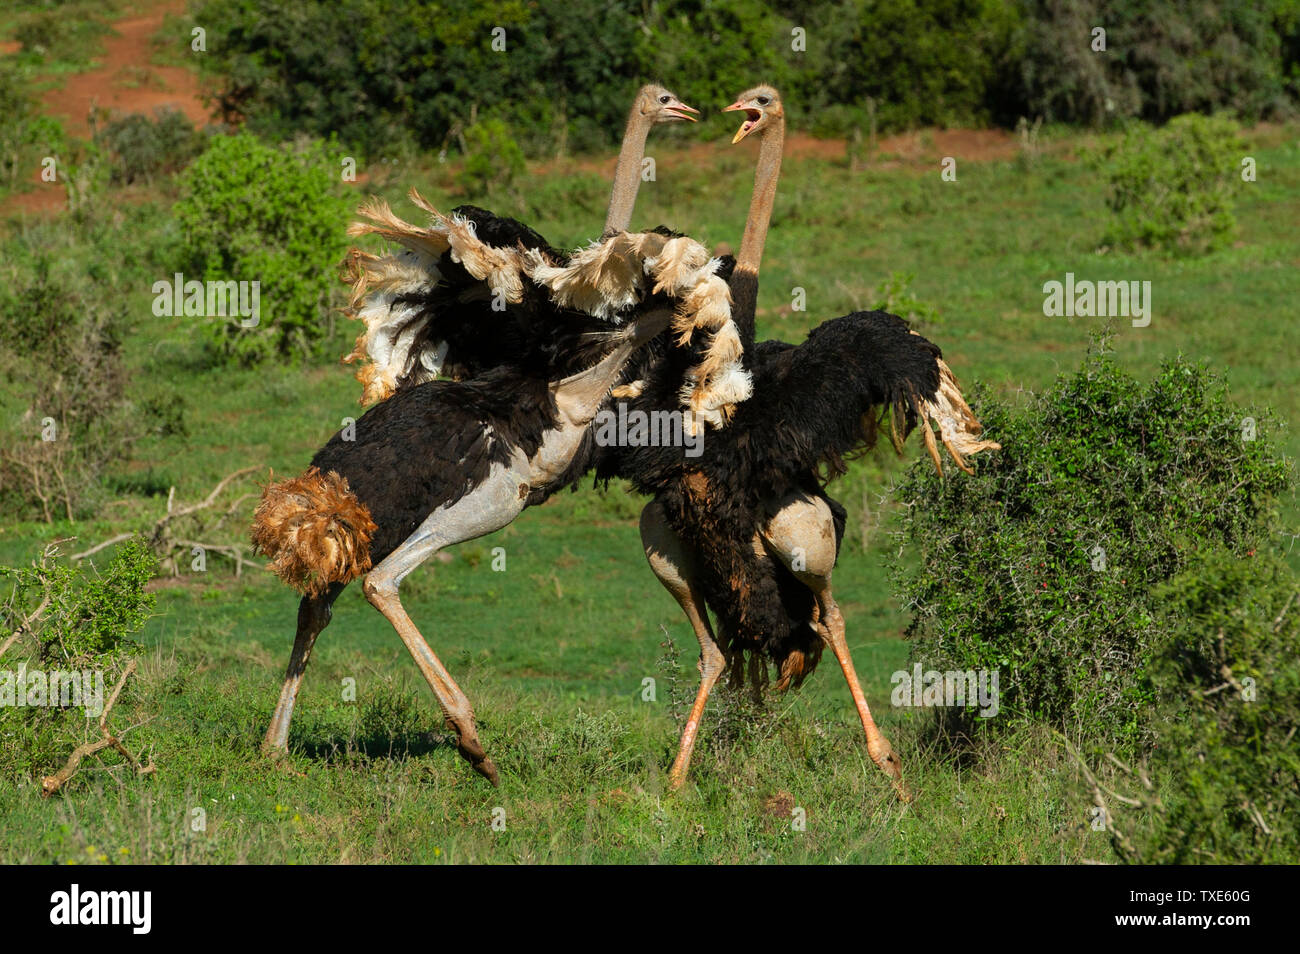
[457, 736, 500, 787]
[868, 737, 911, 802]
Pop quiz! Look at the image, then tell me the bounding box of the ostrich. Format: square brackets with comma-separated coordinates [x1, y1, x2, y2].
[610, 87, 999, 792]
[253, 87, 765, 785]
[342, 84, 698, 407]
[252, 222, 738, 785]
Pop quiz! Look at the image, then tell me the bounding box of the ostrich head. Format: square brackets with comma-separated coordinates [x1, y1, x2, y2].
[636, 84, 700, 124]
[723, 85, 782, 143]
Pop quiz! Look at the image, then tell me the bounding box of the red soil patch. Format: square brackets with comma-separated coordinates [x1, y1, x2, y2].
[3, 183, 67, 215]
[38, 0, 209, 137]
[875, 127, 1018, 163]
[2, 0, 209, 217]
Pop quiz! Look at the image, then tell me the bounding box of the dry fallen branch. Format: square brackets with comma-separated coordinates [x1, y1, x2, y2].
[70, 467, 258, 575]
[41, 659, 155, 797]
[68, 533, 132, 562]
[0, 593, 50, 662]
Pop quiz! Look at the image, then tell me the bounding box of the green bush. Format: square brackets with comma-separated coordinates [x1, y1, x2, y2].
[1086, 549, 1300, 863]
[0, 62, 70, 196]
[457, 118, 526, 197]
[0, 538, 156, 784]
[890, 339, 1292, 742]
[12, 8, 111, 66]
[96, 108, 206, 185]
[174, 132, 351, 365]
[1097, 113, 1244, 255]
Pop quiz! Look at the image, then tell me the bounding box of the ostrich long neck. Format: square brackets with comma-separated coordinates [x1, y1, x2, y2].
[603, 102, 654, 235]
[729, 117, 784, 337]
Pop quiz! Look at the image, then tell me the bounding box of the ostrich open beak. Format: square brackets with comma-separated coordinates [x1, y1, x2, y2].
[664, 103, 700, 123]
[723, 102, 762, 143]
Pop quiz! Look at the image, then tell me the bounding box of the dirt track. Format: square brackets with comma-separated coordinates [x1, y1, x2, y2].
[4, 0, 208, 215]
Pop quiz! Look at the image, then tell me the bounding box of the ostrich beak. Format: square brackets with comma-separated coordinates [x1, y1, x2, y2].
[727, 105, 762, 144]
[664, 103, 699, 122]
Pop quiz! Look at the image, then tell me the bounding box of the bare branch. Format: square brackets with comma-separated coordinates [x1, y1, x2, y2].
[41, 659, 155, 797]
[69, 533, 133, 562]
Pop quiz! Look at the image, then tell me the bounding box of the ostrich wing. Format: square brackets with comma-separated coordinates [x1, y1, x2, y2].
[343, 190, 558, 404]
[344, 193, 753, 425]
[738, 311, 998, 486]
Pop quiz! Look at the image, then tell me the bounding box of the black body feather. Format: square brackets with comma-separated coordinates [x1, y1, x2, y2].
[586, 310, 947, 682]
[311, 368, 558, 567]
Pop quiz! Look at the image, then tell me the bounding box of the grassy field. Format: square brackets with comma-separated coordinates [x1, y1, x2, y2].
[1, 119, 1297, 864]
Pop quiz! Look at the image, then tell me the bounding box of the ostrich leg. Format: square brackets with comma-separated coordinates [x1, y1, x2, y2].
[263, 582, 344, 757]
[762, 491, 907, 797]
[363, 459, 533, 786]
[639, 500, 725, 789]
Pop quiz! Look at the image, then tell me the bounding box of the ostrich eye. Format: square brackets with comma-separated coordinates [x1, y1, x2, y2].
[659, 95, 670, 104]
[756, 96, 770, 105]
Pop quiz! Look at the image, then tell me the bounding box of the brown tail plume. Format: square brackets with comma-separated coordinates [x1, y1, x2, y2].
[251, 467, 377, 596]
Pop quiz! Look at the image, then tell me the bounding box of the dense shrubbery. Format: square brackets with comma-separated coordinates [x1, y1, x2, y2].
[95, 108, 208, 185]
[891, 340, 1292, 742]
[0, 538, 156, 786]
[1016, 0, 1300, 127]
[1096, 114, 1244, 255]
[785, 0, 1023, 135]
[0, 256, 134, 522]
[11, 7, 111, 66]
[185, 0, 1300, 157]
[1095, 549, 1300, 863]
[892, 339, 1296, 860]
[893, 339, 1297, 859]
[0, 62, 68, 196]
[174, 132, 351, 365]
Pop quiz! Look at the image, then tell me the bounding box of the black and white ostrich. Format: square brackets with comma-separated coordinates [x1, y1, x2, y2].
[340, 85, 698, 406]
[252, 299, 675, 785]
[251, 89, 752, 786]
[599, 87, 1000, 793]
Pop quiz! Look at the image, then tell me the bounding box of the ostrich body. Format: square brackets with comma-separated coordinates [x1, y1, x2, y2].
[607, 88, 999, 792]
[254, 219, 740, 783]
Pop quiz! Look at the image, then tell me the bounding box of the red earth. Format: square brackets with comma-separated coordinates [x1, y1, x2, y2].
[3, 0, 210, 216]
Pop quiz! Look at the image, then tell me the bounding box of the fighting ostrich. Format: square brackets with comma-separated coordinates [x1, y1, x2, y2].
[252, 99, 745, 783]
[253, 303, 671, 784]
[610, 87, 999, 792]
[342, 85, 699, 407]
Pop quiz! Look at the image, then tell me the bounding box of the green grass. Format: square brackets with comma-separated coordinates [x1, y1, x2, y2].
[1, 120, 1296, 863]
